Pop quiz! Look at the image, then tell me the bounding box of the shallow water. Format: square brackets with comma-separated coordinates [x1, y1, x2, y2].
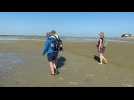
[0, 53, 24, 83]
[0, 53, 24, 75]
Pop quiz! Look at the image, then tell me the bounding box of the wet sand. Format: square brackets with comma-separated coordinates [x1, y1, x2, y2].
[0, 40, 134, 87]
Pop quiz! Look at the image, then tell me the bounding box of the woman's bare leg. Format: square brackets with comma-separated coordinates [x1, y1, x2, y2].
[49, 61, 55, 75]
[99, 53, 103, 64]
[51, 60, 57, 74]
[53, 60, 57, 69]
[102, 55, 105, 60]
[102, 55, 107, 63]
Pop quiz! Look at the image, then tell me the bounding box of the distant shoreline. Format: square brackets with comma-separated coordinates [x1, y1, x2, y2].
[0, 38, 134, 44]
[0, 35, 134, 43]
[0, 34, 120, 38]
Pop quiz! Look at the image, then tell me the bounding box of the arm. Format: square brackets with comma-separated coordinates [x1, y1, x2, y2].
[42, 39, 50, 55]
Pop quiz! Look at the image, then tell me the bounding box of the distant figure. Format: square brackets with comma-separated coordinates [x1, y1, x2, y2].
[42, 32, 59, 76]
[96, 32, 108, 64]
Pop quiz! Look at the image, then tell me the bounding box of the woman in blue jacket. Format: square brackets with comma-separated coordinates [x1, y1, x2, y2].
[43, 32, 58, 76]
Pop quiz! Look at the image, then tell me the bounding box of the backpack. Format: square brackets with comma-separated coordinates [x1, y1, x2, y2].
[53, 35, 63, 51]
[49, 36, 59, 52]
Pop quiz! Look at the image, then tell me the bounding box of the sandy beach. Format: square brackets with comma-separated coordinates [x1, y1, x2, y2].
[0, 39, 134, 87]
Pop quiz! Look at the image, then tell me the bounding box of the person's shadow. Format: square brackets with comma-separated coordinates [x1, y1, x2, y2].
[94, 55, 100, 63]
[57, 56, 66, 69]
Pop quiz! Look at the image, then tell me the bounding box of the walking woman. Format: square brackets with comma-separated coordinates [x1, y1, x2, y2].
[97, 32, 107, 64]
[42, 32, 59, 76]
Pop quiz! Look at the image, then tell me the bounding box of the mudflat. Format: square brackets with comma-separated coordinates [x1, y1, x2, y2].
[0, 40, 134, 87]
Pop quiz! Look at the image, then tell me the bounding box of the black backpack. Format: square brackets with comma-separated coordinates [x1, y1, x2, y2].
[50, 37, 59, 52]
[53, 35, 63, 51]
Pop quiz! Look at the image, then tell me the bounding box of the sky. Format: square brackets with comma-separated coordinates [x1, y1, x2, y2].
[0, 12, 134, 37]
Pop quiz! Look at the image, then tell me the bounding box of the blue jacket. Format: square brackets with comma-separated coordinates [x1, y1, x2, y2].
[42, 36, 58, 55]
